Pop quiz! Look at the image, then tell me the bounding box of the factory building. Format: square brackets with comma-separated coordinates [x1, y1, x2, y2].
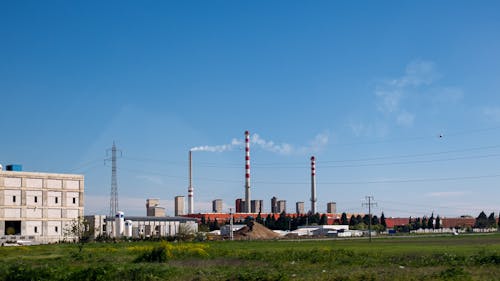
[146, 199, 165, 217]
[235, 198, 246, 213]
[212, 199, 223, 213]
[277, 200, 287, 213]
[271, 196, 278, 213]
[0, 166, 84, 244]
[85, 213, 198, 239]
[174, 196, 185, 216]
[251, 200, 263, 213]
[327, 202, 337, 214]
[296, 202, 305, 214]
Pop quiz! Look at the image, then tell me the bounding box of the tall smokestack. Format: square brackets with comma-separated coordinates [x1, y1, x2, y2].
[245, 130, 251, 213]
[310, 156, 317, 214]
[188, 150, 194, 214]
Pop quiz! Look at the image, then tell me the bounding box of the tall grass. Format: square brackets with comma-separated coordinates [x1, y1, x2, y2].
[0, 234, 499, 280]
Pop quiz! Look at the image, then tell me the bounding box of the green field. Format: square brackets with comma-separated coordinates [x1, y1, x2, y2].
[1, 234, 500, 280]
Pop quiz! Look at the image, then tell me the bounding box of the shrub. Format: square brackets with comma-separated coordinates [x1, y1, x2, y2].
[135, 242, 209, 263]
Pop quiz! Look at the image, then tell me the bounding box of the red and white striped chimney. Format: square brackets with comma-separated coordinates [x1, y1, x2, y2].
[310, 156, 317, 214]
[188, 150, 194, 214]
[245, 130, 251, 213]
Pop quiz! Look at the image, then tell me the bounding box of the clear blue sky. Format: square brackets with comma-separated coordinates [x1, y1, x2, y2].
[1, 1, 500, 217]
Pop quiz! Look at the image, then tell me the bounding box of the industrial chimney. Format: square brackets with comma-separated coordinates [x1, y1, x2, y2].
[245, 130, 251, 213]
[310, 156, 317, 214]
[188, 150, 194, 214]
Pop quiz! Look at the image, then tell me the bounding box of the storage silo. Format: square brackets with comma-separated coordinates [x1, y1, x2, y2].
[124, 220, 133, 238]
[114, 211, 124, 237]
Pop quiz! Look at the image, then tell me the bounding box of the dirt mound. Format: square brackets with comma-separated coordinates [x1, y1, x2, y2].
[233, 222, 280, 240]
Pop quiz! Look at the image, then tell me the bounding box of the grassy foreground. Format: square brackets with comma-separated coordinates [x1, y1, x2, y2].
[1, 234, 500, 280]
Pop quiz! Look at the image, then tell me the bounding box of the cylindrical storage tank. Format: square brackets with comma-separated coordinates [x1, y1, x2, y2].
[115, 211, 125, 237]
[124, 220, 133, 238]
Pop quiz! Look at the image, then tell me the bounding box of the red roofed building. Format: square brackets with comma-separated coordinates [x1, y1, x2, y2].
[385, 217, 410, 228]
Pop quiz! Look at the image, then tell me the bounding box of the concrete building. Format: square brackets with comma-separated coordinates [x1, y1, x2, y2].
[277, 200, 286, 213]
[296, 201, 305, 214]
[0, 168, 84, 244]
[271, 196, 278, 213]
[212, 199, 223, 213]
[235, 198, 246, 213]
[250, 199, 263, 213]
[174, 196, 184, 216]
[146, 199, 165, 217]
[327, 202, 337, 214]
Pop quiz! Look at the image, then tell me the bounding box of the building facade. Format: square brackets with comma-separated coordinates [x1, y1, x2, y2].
[235, 198, 246, 213]
[146, 198, 165, 217]
[277, 200, 286, 213]
[327, 202, 337, 214]
[250, 200, 263, 213]
[296, 201, 305, 214]
[85, 215, 198, 239]
[212, 199, 223, 213]
[174, 196, 184, 216]
[0, 169, 84, 244]
[271, 196, 278, 213]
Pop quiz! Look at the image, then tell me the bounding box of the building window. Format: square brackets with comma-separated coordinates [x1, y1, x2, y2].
[73, 197, 76, 204]
[13, 195, 16, 203]
[55, 226, 58, 233]
[34, 226, 38, 233]
[55, 197, 58, 204]
[34, 196, 38, 203]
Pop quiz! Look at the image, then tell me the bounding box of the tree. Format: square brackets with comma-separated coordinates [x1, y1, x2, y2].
[475, 211, 488, 228]
[412, 217, 421, 230]
[362, 214, 370, 226]
[265, 214, 275, 229]
[64, 217, 91, 253]
[349, 215, 357, 226]
[276, 212, 288, 230]
[319, 214, 328, 225]
[210, 218, 220, 231]
[421, 217, 428, 230]
[428, 213, 435, 229]
[435, 215, 441, 229]
[177, 223, 196, 241]
[340, 213, 349, 225]
[371, 215, 379, 226]
[256, 212, 264, 224]
[380, 212, 387, 230]
[487, 212, 497, 228]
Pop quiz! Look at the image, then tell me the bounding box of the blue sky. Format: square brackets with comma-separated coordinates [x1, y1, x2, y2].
[1, 1, 500, 217]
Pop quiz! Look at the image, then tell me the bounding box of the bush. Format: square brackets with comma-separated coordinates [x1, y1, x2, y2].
[135, 242, 209, 263]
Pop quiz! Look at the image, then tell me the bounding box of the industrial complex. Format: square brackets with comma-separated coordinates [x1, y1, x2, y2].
[1, 130, 495, 245]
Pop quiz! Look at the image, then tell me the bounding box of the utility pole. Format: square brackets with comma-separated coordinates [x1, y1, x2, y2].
[362, 196, 377, 242]
[106, 142, 122, 219]
[229, 208, 234, 241]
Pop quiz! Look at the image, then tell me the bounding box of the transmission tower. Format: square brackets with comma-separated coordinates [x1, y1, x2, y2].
[106, 142, 122, 218]
[362, 196, 377, 242]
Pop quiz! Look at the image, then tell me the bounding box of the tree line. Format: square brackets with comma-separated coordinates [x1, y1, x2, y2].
[199, 210, 500, 232]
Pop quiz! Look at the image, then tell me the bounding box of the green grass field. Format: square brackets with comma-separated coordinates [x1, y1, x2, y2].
[1, 234, 500, 280]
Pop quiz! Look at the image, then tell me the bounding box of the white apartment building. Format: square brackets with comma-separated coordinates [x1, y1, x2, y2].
[0, 169, 84, 244]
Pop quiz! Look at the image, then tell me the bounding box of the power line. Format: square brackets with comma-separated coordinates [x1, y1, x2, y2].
[121, 143, 500, 169]
[320, 144, 500, 163]
[319, 153, 500, 168]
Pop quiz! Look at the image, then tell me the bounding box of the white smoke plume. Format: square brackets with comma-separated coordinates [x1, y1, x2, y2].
[250, 133, 293, 155]
[190, 138, 242, 152]
[190, 132, 329, 155]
